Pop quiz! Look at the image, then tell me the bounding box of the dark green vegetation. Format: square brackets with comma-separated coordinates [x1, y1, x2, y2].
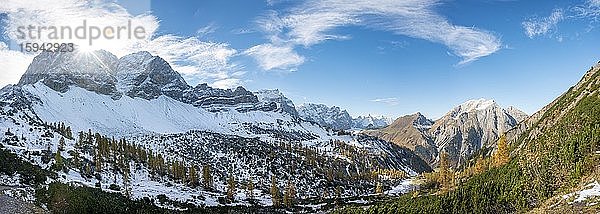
[34, 182, 292, 213]
[35, 182, 167, 213]
[337, 66, 600, 213]
[0, 144, 51, 185]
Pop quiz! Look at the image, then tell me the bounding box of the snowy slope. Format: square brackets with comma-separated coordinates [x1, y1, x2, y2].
[22, 83, 325, 139]
[352, 115, 393, 130]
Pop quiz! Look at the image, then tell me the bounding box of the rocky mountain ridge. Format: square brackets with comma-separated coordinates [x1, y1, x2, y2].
[0, 49, 431, 211]
[366, 99, 528, 167]
[18, 50, 288, 115]
[297, 103, 392, 130]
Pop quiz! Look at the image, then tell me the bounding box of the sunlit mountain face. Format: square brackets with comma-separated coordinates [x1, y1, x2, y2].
[0, 0, 599, 213]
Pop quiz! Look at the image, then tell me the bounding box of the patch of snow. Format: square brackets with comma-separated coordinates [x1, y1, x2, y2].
[385, 179, 417, 195]
[574, 181, 600, 203]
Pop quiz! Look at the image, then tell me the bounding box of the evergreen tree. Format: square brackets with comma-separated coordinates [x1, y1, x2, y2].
[246, 180, 255, 202]
[439, 151, 450, 190]
[84, 163, 91, 177]
[58, 137, 66, 151]
[188, 166, 198, 187]
[283, 180, 296, 208]
[72, 150, 80, 169]
[66, 126, 73, 139]
[226, 175, 236, 203]
[53, 151, 64, 171]
[202, 165, 213, 190]
[270, 177, 281, 207]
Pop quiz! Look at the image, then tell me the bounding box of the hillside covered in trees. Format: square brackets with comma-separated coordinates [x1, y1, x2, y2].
[337, 63, 600, 213]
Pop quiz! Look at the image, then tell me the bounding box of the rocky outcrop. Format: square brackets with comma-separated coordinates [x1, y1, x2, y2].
[297, 103, 354, 130]
[18, 50, 121, 98]
[116, 51, 190, 100]
[254, 89, 299, 118]
[364, 113, 436, 163]
[429, 99, 526, 166]
[16, 50, 299, 116]
[352, 115, 392, 129]
[365, 99, 528, 167]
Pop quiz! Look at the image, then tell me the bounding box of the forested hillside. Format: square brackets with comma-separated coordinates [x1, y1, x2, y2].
[337, 63, 600, 213]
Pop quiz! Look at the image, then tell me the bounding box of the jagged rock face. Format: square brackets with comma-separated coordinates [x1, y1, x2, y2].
[430, 99, 525, 167]
[297, 103, 392, 130]
[184, 83, 259, 110]
[18, 50, 120, 98]
[297, 103, 354, 130]
[352, 115, 392, 129]
[365, 100, 528, 167]
[364, 113, 437, 163]
[15, 50, 301, 115]
[254, 89, 299, 118]
[116, 51, 190, 100]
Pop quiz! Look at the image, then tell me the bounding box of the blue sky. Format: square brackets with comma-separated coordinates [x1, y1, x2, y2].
[1, 0, 599, 119]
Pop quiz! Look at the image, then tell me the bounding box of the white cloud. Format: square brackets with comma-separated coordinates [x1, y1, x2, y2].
[370, 97, 400, 106]
[250, 0, 501, 68]
[0, 0, 240, 88]
[573, 0, 600, 21]
[522, 9, 564, 38]
[196, 23, 218, 37]
[523, 1, 600, 40]
[210, 78, 243, 89]
[244, 44, 304, 70]
[142, 35, 240, 85]
[0, 42, 34, 87]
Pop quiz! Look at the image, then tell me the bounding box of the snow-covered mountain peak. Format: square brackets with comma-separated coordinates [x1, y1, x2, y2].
[116, 51, 189, 100]
[430, 99, 528, 166]
[13, 50, 289, 115]
[297, 103, 393, 130]
[352, 114, 393, 130]
[254, 89, 299, 118]
[18, 49, 121, 97]
[298, 103, 353, 130]
[412, 112, 434, 131]
[458, 98, 497, 112]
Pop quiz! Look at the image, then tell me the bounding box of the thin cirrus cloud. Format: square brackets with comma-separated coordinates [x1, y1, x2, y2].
[522, 0, 600, 39]
[247, 0, 502, 70]
[370, 97, 400, 106]
[243, 43, 305, 71]
[0, 0, 241, 89]
[521, 9, 564, 38]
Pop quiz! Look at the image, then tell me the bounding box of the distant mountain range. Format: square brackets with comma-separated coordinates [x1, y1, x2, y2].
[345, 62, 600, 213]
[297, 103, 393, 130]
[0, 50, 430, 211]
[6, 48, 594, 213]
[365, 99, 528, 167]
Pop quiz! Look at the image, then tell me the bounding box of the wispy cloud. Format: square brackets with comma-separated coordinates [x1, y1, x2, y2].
[196, 23, 219, 37]
[523, 1, 600, 39]
[243, 43, 304, 71]
[370, 97, 400, 106]
[143, 35, 241, 87]
[248, 0, 502, 70]
[522, 9, 564, 38]
[573, 0, 600, 21]
[0, 0, 241, 88]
